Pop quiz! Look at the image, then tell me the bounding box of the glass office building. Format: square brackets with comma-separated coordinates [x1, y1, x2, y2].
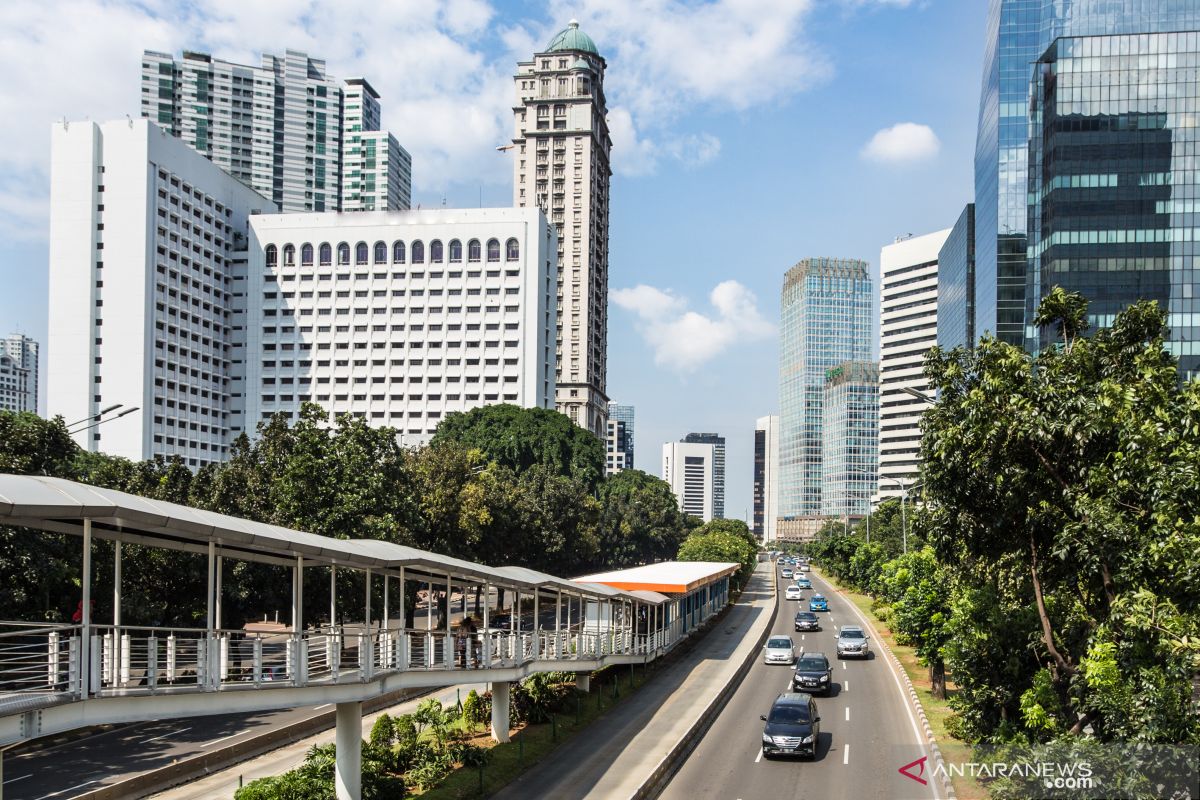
[974, 0, 1200, 349]
[938, 204, 976, 352]
[1027, 31, 1200, 376]
[779, 258, 872, 520]
[820, 361, 879, 519]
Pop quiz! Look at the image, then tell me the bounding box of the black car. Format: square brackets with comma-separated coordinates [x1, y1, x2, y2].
[792, 652, 832, 696]
[794, 611, 820, 632]
[760, 692, 821, 758]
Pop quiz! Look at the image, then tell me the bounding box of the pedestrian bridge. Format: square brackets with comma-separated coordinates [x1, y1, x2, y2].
[0, 474, 738, 798]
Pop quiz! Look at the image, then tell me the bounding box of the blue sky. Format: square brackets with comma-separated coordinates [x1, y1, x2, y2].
[0, 0, 986, 520]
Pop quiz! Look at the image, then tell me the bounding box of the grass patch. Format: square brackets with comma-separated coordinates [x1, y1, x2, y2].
[818, 569, 986, 800]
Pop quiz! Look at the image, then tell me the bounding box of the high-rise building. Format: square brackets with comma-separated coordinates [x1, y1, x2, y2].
[1027, 31, 1200, 377]
[937, 204, 975, 352]
[48, 119, 274, 465]
[662, 441, 715, 522]
[1, 334, 38, 413]
[244, 209, 558, 443]
[141, 49, 411, 213]
[974, 0, 1200, 349]
[820, 361, 879, 519]
[753, 415, 780, 543]
[778, 258, 872, 531]
[512, 21, 612, 437]
[682, 432, 725, 519]
[606, 403, 634, 474]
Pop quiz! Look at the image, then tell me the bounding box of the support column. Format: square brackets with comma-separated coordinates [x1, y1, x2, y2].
[575, 672, 590, 693]
[215, 555, 223, 629]
[330, 566, 337, 629]
[334, 701, 362, 800]
[81, 519, 92, 697]
[490, 681, 511, 743]
[112, 541, 121, 687]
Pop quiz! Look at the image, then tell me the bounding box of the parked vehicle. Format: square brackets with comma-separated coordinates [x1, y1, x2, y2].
[760, 692, 821, 759]
[791, 652, 833, 696]
[836, 625, 870, 659]
[763, 635, 797, 665]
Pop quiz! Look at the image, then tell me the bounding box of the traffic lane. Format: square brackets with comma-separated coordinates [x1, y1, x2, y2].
[5, 702, 332, 800]
[660, 566, 937, 800]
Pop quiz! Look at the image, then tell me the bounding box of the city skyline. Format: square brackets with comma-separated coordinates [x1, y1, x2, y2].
[0, 0, 986, 517]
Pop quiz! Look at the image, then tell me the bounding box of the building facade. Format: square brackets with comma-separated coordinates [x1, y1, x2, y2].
[244, 209, 557, 443]
[662, 441, 715, 522]
[820, 361, 879, 519]
[682, 432, 725, 519]
[1, 334, 38, 413]
[606, 402, 634, 474]
[1027, 31, 1200, 377]
[937, 204, 975, 352]
[141, 49, 411, 213]
[778, 258, 873, 528]
[48, 119, 275, 465]
[753, 415, 780, 543]
[512, 21, 612, 437]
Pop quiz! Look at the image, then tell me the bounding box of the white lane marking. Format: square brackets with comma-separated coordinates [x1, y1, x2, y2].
[202, 732, 243, 748]
[37, 780, 97, 799]
[143, 727, 190, 743]
[755, 747, 764, 763]
[844, 743, 850, 765]
[801, 634, 805, 641]
[845, 706, 850, 721]
[3, 774, 32, 785]
[842, 660, 847, 670]
[314, 704, 332, 710]
[844, 679, 849, 692]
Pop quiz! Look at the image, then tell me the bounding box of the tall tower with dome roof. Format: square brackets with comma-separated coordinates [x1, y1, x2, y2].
[511, 20, 612, 437]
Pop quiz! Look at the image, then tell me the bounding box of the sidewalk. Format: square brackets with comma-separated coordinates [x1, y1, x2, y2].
[492, 563, 776, 800]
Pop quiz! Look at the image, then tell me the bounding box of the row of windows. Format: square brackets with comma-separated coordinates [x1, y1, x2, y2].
[266, 238, 520, 268]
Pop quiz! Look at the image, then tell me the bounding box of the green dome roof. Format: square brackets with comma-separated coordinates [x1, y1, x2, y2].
[546, 20, 599, 56]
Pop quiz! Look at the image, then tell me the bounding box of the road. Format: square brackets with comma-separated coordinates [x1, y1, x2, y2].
[660, 566, 940, 800]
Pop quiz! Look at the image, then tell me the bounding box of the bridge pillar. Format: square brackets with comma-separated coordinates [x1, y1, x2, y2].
[335, 701, 362, 800]
[575, 672, 590, 693]
[490, 681, 511, 743]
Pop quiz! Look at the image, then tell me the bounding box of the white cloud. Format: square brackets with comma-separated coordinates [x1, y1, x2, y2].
[608, 108, 721, 177]
[861, 122, 941, 163]
[613, 280, 774, 372]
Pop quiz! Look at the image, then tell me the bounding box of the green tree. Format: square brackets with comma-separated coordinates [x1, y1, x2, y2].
[884, 548, 954, 699]
[677, 529, 757, 588]
[0, 411, 80, 476]
[595, 469, 688, 568]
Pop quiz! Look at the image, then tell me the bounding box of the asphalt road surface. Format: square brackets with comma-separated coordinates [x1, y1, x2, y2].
[660, 566, 940, 800]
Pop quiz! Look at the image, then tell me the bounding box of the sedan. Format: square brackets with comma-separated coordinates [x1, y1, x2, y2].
[792, 652, 833, 696]
[784, 584, 803, 601]
[781, 568, 794, 579]
[809, 594, 829, 612]
[794, 611, 820, 631]
[795, 577, 812, 589]
[763, 635, 797, 665]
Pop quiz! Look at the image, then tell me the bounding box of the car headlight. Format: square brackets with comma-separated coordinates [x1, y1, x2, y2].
[801, 735, 814, 744]
[819, 674, 829, 681]
[762, 734, 773, 744]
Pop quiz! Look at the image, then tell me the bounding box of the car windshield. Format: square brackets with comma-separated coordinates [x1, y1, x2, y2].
[811, 595, 824, 601]
[768, 638, 791, 648]
[768, 704, 811, 724]
[796, 657, 827, 671]
[840, 629, 865, 639]
[796, 613, 815, 620]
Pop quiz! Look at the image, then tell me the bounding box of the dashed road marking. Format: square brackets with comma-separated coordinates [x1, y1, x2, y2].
[842, 661, 847, 670]
[844, 744, 850, 765]
[844, 679, 849, 692]
[2, 774, 31, 785]
[845, 706, 850, 721]
[755, 747, 764, 763]
[143, 727, 190, 743]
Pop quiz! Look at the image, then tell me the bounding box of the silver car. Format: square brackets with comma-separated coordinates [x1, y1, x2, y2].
[835, 625, 870, 659]
[763, 635, 797, 665]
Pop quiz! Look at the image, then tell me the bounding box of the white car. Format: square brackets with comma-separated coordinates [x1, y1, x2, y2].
[763, 635, 797, 665]
[798, 564, 811, 572]
[784, 584, 803, 601]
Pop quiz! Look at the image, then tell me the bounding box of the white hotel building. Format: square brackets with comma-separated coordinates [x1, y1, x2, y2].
[244, 209, 557, 442]
[662, 440, 716, 523]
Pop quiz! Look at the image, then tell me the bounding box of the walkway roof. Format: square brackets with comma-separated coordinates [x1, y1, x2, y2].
[0, 474, 653, 604]
[574, 562, 741, 595]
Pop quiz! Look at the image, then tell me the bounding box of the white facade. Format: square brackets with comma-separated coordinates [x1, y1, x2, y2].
[244, 208, 557, 444]
[512, 22, 612, 437]
[48, 119, 274, 464]
[754, 415, 780, 543]
[340, 79, 412, 213]
[662, 441, 715, 522]
[877, 229, 950, 503]
[1, 334, 38, 413]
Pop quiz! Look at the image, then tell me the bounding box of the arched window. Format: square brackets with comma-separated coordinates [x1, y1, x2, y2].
[449, 240, 462, 262]
[337, 243, 350, 265]
[468, 239, 481, 262]
[430, 240, 444, 263]
[355, 242, 369, 265]
[393, 240, 406, 263]
[411, 240, 425, 263]
[486, 239, 500, 262]
[301, 243, 314, 267]
[373, 241, 387, 264]
[319, 243, 332, 266]
[265, 244, 278, 266]
[282, 244, 295, 266]
[506, 238, 520, 261]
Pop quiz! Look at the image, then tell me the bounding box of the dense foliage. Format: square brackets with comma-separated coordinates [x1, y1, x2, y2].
[677, 519, 758, 588]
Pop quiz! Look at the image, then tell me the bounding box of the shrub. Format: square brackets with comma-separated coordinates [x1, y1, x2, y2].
[393, 713, 418, 746]
[369, 713, 396, 748]
[234, 771, 332, 800]
[448, 740, 490, 767]
[463, 689, 487, 732]
[406, 752, 452, 791]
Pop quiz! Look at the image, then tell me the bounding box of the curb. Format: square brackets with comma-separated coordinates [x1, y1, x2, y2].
[816, 569, 957, 800]
[633, 566, 779, 800]
[72, 686, 437, 800]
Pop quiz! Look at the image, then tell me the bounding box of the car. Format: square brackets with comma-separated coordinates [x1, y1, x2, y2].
[795, 577, 812, 589]
[784, 584, 803, 601]
[798, 563, 811, 572]
[836, 625, 870, 659]
[762, 635, 797, 665]
[760, 692, 821, 759]
[809, 594, 829, 612]
[781, 568, 793, 579]
[792, 652, 833, 695]
[794, 611, 820, 631]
